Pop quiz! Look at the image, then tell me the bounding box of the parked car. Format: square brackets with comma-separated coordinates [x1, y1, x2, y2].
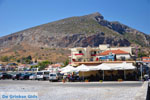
[12, 73, 23, 80]
[37, 71, 50, 80]
[43, 71, 50, 80]
[19, 73, 33, 80]
[49, 73, 63, 82]
[0, 73, 12, 79]
[68, 76, 81, 82]
[29, 74, 37, 80]
[37, 71, 44, 80]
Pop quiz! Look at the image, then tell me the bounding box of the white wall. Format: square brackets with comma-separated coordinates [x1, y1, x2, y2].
[116, 54, 131, 60]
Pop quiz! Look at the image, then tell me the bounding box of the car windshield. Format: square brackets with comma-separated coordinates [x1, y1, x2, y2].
[50, 74, 56, 76]
[44, 72, 49, 75]
[37, 72, 43, 75]
[21, 74, 25, 76]
[17, 73, 22, 75]
[2, 73, 7, 75]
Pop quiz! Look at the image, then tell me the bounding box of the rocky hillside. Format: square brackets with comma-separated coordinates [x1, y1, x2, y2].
[1, 12, 149, 49]
[0, 12, 150, 62]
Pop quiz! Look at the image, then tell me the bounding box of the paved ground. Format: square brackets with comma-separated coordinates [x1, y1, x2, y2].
[0, 80, 144, 100]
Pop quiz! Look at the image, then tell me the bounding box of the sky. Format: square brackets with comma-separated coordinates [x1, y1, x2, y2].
[0, 0, 150, 37]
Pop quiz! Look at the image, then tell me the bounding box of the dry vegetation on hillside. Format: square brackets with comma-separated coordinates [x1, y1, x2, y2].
[0, 44, 70, 64]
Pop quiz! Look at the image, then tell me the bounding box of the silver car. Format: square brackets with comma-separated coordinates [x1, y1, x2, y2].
[49, 73, 59, 82]
[29, 74, 37, 80]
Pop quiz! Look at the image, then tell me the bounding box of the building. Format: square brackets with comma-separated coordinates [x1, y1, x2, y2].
[142, 57, 150, 63]
[68, 44, 138, 81]
[73, 61, 137, 81]
[45, 64, 61, 73]
[97, 49, 131, 61]
[69, 44, 133, 64]
[69, 46, 100, 62]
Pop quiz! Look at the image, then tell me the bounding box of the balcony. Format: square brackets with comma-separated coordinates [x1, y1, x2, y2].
[91, 54, 96, 56]
[75, 53, 84, 56]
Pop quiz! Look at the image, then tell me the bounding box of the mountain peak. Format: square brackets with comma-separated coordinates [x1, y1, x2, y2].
[90, 12, 101, 16]
[84, 12, 104, 20]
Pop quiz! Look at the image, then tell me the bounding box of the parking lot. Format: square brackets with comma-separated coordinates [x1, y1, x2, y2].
[0, 80, 145, 100]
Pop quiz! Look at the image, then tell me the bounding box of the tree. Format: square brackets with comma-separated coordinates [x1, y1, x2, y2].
[63, 59, 69, 67]
[138, 52, 147, 58]
[0, 56, 9, 62]
[27, 55, 32, 60]
[38, 61, 52, 71]
[35, 59, 37, 63]
[19, 56, 33, 64]
[17, 59, 21, 63]
[31, 65, 39, 69]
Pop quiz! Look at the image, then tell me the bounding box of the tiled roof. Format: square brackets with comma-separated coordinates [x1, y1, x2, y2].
[142, 57, 150, 62]
[142, 57, 150, 59]
[97, 49, 129, 56]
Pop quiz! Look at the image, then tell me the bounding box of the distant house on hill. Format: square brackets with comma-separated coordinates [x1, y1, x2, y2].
[45, 64, 61, 73]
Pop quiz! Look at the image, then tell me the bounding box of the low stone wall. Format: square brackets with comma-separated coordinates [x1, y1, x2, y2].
[135, 81, 149, 100]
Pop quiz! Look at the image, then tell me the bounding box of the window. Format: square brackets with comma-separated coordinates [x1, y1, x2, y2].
[37, 72, 43, 75]
[79, 50, 82, 54]
[44, 72, 49, 75]
[91, 51, 96, 55]
[78, 58, 82, 62]
[121, 56, 126, 61]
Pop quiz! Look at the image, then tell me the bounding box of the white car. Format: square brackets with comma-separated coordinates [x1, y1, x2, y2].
[36, 71, 50, 80]
[49, 73, 59, 82]
[36, 71, 44, 80]
[29, 74, 37, 80]
[43, 71, 50, 80]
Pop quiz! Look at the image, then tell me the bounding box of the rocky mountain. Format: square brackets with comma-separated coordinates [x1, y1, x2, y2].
[0, 12, 149, 62]
[1, 12, 150, 49]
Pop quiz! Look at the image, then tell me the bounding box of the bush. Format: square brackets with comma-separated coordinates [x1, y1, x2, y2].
[38, 61, 52, 71]
[138, 52, 147, 58]
[18, 55, 33, 64]
[63, 59, 69, 67]
[0, 56, 10, 62]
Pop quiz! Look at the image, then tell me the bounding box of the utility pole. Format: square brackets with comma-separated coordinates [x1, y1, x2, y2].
[140, 63, 143, 81]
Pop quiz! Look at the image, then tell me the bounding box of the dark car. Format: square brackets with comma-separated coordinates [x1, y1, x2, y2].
[68, 76, 81, 82]
[12, 73, 23, 80]
[0, 73, 12, 79]
[19, 73, 33, 80]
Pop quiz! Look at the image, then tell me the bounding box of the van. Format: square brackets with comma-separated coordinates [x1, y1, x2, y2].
[36, 71, 44, 80]
[43, 71, 50, 80]
[49, 73, 62, 82]
[37, 71, 50, 80]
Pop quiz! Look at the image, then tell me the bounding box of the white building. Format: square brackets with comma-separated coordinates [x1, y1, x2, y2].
[69, 44, 133, 63]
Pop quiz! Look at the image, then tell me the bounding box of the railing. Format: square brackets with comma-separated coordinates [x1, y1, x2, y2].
[91, 54, 96, 56]
[75, 53, 84, 56]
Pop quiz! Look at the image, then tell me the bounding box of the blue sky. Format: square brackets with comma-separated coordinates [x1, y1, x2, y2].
[0, 0, 150, 37]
